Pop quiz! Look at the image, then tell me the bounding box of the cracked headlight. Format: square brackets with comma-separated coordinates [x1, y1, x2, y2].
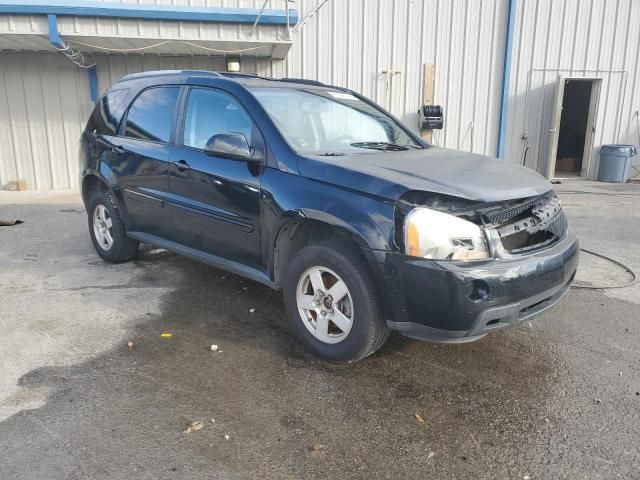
[404, 208, 490, 261]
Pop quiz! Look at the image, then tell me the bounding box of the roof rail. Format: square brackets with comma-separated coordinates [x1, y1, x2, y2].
[279, 77, 326, 87]
[219, 72, 261, 79]
[120, 70, 224, 82]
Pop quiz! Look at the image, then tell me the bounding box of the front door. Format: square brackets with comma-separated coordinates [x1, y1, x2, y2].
[168, 87, 263, 267]
[545, 75, 566, 180]
[114, 86, 181, 238]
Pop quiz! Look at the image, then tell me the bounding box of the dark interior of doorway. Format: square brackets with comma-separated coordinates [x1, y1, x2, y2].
[555, 80, 592, 177]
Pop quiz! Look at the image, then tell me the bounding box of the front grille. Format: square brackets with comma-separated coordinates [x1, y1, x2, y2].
[496, 199, 568, 254]
[547, 209, 568, 238]
[500, 229, 556, 252]
[484, 193, 552, 225]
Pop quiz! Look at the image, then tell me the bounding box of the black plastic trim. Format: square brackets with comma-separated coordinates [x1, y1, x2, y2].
[127, 232, 275, 288]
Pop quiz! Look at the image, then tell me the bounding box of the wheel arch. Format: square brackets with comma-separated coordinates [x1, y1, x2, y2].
[81, 164, 129, 223]
[271, 210, 378, 289]
[81, 174, 107, 207]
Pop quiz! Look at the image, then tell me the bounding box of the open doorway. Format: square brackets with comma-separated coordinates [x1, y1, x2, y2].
[555, 81, 592, 177]
[546, 77, 601, 179]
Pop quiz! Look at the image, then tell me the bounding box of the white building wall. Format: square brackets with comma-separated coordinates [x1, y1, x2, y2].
[0, 0, 291, 51]
[93, 53, 273, 95]
[0, 52, 92, 190]
[278, 0, 509, 157]
[1, 0, 512, 190]
[1, 0, 639, 190]
[0, 51, 276, 190]
[505, 0, 640, 178]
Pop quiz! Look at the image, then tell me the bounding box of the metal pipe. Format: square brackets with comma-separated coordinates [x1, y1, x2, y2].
[88, 66, 98, 104]
[496, 0, 517, 159]
[286, 0, 290, 39]
[292, 0, 330, 33]
[248, 0, 270, 37]
[47, 14, 65, 48]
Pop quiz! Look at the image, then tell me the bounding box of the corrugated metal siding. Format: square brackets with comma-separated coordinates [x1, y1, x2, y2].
[505, 0, 640, 178]
[93, 53, 273, 95]
[279, 0, 508, 156]
[102, 0, 291, 46]
[0, 1, 290, 49]
[0, 51, 91, 190]
[3, 0, 639, 190]
[0, 51, 274, 190]
[1, 0, 511, 190]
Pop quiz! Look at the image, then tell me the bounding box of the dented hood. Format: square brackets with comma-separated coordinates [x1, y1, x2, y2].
[298, 147, 552, 202]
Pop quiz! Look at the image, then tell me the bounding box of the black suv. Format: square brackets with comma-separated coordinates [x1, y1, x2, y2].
[80, 70, 579, 362]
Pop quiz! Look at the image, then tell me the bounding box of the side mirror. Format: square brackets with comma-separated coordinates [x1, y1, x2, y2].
[204, 132, 255, 161]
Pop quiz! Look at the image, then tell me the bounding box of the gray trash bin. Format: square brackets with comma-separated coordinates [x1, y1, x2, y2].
[597, 144, 638, 183]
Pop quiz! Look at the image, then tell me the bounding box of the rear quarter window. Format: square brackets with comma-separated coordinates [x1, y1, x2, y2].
[124, 87, 180, 143]
[89, 89, 129, 135]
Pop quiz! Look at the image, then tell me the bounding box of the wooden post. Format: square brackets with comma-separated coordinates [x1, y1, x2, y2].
[421, 64, 435, 142]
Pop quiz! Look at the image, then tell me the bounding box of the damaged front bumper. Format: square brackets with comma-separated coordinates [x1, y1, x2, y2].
[373, 230, 579, 343]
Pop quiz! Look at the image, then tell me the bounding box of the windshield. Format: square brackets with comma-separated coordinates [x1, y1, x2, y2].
[249, 87, 422, 155]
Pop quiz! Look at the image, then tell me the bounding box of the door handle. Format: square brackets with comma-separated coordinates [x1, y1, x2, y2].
[171, 159, 191, 172]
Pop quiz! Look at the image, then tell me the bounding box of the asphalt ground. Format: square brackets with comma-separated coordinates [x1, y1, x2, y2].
[0, 180, 639, 479]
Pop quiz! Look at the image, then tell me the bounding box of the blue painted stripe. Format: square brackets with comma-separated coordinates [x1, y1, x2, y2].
[0, 1, 297, 25]
[88, 65, 98, 104]
[497, 0, 517, 159]
[47, 13, 64, 48]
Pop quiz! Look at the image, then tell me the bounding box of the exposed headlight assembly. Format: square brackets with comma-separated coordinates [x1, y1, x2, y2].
[404, 208, 490, 261]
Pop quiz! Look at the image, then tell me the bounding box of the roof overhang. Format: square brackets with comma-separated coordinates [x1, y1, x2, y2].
[0, 1, 298, 25]
[0, 1, 296, 59]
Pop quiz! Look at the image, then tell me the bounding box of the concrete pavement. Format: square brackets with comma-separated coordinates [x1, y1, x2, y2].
[0, 180, 638, 479]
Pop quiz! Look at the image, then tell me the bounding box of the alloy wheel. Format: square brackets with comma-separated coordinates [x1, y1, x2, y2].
[92, 203, 114, 251]
[296, 266, 354, 344]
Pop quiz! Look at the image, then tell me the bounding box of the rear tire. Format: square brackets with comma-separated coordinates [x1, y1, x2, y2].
[87, 189, 138, 263]
[283, 240, 390, 362]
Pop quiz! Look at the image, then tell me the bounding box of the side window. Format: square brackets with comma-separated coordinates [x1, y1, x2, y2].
[183, 88, 253, 150]
[124, 87, 180, 143]
[91, 89, 129, 135]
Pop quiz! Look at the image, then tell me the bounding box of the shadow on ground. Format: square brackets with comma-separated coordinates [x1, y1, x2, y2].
[0, 247, 559, 480]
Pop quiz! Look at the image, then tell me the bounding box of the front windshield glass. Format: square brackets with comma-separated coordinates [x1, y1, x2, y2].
[249, 87, 422, 155]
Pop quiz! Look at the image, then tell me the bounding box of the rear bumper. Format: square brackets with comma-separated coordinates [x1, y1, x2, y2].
[369, 231, 579, 343]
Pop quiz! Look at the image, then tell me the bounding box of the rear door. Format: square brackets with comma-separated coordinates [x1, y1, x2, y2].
[168, 86, 263, 267]
[114, 86, 181, 237]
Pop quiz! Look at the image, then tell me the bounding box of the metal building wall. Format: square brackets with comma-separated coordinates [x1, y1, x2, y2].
[93, 53, 274, 95]
[504, 0, 640, 178]
[1, 0, 511, 190]
[0, 0, 290, 51]
[0, 51, 275, 191]
[89, 0, 511, 156]
[278, 0, 509, 157]
[0, 52, 92, 190]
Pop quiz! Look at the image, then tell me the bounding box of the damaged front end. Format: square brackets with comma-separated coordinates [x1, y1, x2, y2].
[394, 189, 569, 260]
[384, 189, 578, 342]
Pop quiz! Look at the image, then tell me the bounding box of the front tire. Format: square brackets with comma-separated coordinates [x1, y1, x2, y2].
[283, 240, 390, 362]
[87, 189, 138, 263]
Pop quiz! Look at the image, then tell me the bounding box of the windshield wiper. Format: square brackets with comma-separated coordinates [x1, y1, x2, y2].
[350, 141, 410, 151]
[317, 152, 345, 156]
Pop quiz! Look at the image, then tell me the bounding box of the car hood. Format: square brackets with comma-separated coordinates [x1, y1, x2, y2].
[298, 147, 552, 202]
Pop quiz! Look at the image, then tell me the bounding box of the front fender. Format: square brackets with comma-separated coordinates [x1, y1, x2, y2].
[260, 167, 396, 278]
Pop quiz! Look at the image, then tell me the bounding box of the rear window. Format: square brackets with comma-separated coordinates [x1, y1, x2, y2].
[90, 89, 129, 135]
[124, 87, 180, 143]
